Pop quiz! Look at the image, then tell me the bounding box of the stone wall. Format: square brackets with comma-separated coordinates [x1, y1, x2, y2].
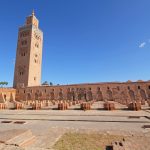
[15, 81, 150, 105]
[0, 88, 16, 102]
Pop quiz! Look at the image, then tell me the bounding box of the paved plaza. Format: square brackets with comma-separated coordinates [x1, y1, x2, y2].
[0, 102, 150, 149]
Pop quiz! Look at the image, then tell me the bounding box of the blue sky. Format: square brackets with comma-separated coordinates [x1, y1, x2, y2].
[1, 0, 150, 86]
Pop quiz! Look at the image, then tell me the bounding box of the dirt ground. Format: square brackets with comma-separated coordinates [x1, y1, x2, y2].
[53, 131, 150, 150]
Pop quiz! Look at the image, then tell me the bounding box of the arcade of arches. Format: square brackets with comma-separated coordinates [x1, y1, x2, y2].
[15, 81, 150, 105]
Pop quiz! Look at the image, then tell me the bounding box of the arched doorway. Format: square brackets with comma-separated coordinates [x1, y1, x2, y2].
[4, 94, 6, 101]
[58, 91, 63, 100]
[87, 91, 93, 101]
[67, 91, 73, 100]
[71, 91, 75, 101]
[140, 89, 147, 100]
[77, 93, 82, 100]
[129, 90, 135, 102]
[35, 93, 39, 100]
[27, 93, 31, 100]
[107, 90, 113, 101]
[140, 89, 147, 104]
[97, 90, 103, 101]
[50, 92, 54, 100]
[46, 93, 50, 100]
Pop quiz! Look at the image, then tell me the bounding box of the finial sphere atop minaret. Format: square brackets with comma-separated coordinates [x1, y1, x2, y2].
[32, 9, 35, 16]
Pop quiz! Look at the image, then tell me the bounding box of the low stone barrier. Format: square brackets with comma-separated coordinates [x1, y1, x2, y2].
[141, 100, 145, 105]
[104, 102, 115, 110]
[90, 100, 95, 105]
[52, 100, 58, 105]
[68, 101, 72, 106]
[72, 101, 76, 105]
[0, 103, 6, 109]
[15, 103, 24, 110]
[76, 100, 80, 104]
[81, 102, 91, 110]
[128, 102, 141, 111]
[45, 101, 50, 107]
[58, 102, 68, 110]
[32, 103, 42, 110]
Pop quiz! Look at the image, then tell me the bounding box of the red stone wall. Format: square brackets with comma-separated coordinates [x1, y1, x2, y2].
[15, 81, 150, 105]
[0, 88, 16, 102]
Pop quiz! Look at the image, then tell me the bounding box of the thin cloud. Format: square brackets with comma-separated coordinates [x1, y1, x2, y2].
[12, 58, 15, 65]
[139, 42, 146, 48]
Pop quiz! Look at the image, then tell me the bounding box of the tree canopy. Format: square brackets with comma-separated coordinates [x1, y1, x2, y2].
[0, 82, 8, 87]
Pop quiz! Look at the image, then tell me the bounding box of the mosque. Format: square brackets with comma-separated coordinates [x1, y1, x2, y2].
[1, 11, 150, 107]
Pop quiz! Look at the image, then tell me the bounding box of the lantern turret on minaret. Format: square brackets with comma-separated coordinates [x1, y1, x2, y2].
[26, 10, 39, 27]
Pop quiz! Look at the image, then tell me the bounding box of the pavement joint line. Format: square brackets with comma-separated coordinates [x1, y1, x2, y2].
[0, 118, 150, 123]
[145, 116, 150, 120]
[144, 110, 150, 114]
[0, 113, 149, 117]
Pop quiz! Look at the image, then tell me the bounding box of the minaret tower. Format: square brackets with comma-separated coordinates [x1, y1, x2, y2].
[13, 11, 43, 88]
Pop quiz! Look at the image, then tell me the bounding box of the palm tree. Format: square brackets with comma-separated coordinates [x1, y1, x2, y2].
[1, 82, 4, 87]
[0, 81, 8, 87]
[42, 81, 49, 85]
[49, 82, 53, 86]
[4, 82, 8, 87]
[2, 82, 5, 87]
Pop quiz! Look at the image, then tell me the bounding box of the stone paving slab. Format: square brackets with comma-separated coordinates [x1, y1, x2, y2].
[6, 130, 35, 147]
[0, 129, 28, 143]
[0, 129, 35, 148]
[25, 127, 66, 149]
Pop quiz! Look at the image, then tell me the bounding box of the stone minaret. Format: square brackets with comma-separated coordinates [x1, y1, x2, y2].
[13, 11, 43, 88]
